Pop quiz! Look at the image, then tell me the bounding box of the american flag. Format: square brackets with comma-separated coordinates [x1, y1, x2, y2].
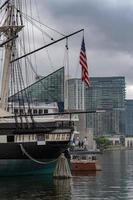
[79, 36, 90, 87]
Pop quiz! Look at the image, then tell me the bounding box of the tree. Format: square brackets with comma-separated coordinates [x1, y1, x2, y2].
[95, 136, 111, 150]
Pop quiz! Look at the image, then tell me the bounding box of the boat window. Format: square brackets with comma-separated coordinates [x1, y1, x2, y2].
[29, 135, 31, 141]
[33, 109, 37, 114]
[15, 135, 17, 141]
[19, 135, 21, 141]
[78, 156, 80, 160]
[28, 109, 32, 114]
[73, 155, 78, 159]
[7, 135, 14, 143]
[63, 122, 69, 127]
[20, 109, 24, 114]
[66, 134, 70, 140]
[14, 109, 18, 114]
[82, 156, 87, 160]
[39, 109, 43, 114]
[37, 134, 45, 141]
[44, 109, 48, 114]
[45, 134, 49, 139]
[57, 122, 62, 127]
[92, 156, 96, 160]
[61, 134, 65, 139]
[56, 134, 60, 140]
[32, 134, 34, 140]
[52, 134, 55, 140]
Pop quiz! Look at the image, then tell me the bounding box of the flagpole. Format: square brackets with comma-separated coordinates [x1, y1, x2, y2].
[79, 31, 90, 134]
[66, 38, 70, 111]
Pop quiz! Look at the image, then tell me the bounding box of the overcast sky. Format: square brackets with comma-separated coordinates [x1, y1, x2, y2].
[31, 0, 133, 99]
[1, 0, 133, 98]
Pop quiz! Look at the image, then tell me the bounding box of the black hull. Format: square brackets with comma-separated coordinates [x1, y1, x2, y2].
[0, 119, 73, 176]
[0, 142, 69, 159]
[0, 142, 70, 176]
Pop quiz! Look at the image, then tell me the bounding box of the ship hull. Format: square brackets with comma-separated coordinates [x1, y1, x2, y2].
[0, 117, 74, 176]
[0, 142, 68, 159]
[0, 142, 69, 176]
[0, 159, 56, 176]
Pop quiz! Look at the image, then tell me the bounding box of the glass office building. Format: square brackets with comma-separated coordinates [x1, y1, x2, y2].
[66, 77, 125, 136]
[10, 67, 64, 105]
[10, 71, 126, 135]
[86, 77, 125, 136]
[85, 77, 125, 110]
[125, 100, 133, 136]
[67, 79, 85, 110]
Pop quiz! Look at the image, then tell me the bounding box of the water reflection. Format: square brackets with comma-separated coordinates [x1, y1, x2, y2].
[72, 170, 100, 176]
[0, 151, 133, 199]
[0, 175, 54, 200]
[0, 175, 73, 200]
[54, 179, 72, 200]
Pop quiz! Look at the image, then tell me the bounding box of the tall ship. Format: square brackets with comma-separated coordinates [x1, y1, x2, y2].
[0, 0, 83, 176]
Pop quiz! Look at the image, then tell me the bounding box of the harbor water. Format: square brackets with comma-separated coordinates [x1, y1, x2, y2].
[1, 150, 133, 199]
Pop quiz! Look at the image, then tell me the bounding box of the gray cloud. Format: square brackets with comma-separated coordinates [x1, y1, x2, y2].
[1, 0, 133, 98]
[43, 0, 133, 53]
[40, 0, 133, 98]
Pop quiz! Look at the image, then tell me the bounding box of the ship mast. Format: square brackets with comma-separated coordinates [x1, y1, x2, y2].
[0, 0, 23, 110]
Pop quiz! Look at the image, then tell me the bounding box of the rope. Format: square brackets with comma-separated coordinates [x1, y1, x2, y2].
[53, 153, 72, 178]
[13, 5, 65, 37]
[20, 143, 58, 165]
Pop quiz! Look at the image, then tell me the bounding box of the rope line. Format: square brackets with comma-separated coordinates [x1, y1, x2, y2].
[20, 143, 58, 165]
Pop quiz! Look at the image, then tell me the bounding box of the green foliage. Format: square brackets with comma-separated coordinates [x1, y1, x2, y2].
[94, 136, 111, 150]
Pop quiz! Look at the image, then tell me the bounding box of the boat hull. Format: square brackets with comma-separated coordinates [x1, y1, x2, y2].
[0, 159, 56, 176]
[71, 162, 97, 171]
[0, 142, 69, 176]
[0, 142, 68, 159]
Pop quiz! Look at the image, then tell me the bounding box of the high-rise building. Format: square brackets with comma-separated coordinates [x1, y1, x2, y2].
[66, 79, 85, 110]
[86, 77, 125, 136]
[125, 100, 133, 136]
[10, 70, 126, 136]
[67, 77, 125, 136]
[85, 77, 125, 110]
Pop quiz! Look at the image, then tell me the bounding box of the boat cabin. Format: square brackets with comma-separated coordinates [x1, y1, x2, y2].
[71, 152, 96, 162]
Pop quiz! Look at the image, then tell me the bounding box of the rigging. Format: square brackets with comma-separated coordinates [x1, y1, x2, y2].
[11, 29, 84, 63]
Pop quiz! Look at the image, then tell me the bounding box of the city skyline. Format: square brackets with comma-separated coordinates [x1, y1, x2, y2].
[36, 0, 133, 99]
[1, 0, 133, 98]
